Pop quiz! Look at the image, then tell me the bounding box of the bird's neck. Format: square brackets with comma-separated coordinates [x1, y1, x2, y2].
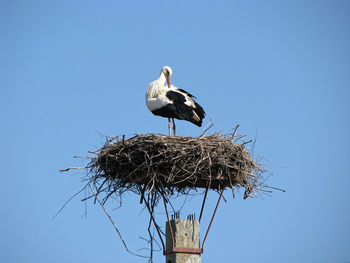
[158, 73, 167, 86]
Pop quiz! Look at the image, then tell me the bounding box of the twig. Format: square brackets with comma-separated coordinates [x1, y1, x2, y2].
[263, 185, 286, 192]
[58, 167, 87, 172]
[94, 178, 108, 204]
[242, 139, 253, 145]
[231, 124, 240, 139]
[88, 184, 149, 259]
[199, 119, 214, 137]
[52, 184, 89, 219]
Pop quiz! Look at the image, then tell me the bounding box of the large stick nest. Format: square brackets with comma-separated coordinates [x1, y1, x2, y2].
[88, 133, 265, 203]
[59, 131, 274, 261]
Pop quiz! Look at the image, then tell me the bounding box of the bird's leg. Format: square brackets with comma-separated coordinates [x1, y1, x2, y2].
[168, 118, 171, 136]
[172, 118, 176, 136]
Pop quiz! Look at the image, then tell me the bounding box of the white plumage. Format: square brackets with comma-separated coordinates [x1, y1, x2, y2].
[146, 66, 205, 136]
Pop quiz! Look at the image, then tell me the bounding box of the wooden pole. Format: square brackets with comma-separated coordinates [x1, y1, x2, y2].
[165, 219, 201, 263]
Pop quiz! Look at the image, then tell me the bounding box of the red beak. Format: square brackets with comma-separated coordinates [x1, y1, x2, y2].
[167, 76, 171, 88]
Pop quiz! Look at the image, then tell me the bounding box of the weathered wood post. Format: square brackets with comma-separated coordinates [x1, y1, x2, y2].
[165, 217, 201, 263]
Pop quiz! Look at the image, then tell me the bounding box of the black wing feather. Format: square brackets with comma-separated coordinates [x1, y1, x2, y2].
[166, 90, 186, 104]
[176, 88, 197, 99]
[162, 90, 205, 127]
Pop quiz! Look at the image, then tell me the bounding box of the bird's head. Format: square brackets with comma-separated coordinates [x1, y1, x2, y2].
[161, 66, 172, 88]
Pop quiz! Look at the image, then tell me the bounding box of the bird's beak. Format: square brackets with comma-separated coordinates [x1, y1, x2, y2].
[167, 76, 171, 88]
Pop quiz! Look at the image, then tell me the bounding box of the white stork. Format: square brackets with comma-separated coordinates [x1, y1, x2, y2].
[146, 66, 205, 136]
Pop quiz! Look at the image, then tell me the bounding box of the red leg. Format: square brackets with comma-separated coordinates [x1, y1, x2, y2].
[172, 118, 176, 136]
[168, 118, 171, 136]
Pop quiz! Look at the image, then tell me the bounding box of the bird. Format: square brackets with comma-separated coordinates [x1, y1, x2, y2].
[146, 66, 205, 136]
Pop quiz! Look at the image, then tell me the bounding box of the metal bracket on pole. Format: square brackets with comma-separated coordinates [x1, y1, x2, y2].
[160, 188, 205, 255]
[199, 187, 209, 223]
[164, 247, 203, 255]
[142, 185, 225, 256]
[161, 187, 225, 255]
[160, 189, 175, 254]
[201, 188, 224, 251]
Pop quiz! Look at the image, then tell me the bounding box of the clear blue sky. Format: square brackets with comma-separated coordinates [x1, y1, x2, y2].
[2, 0, 350, 262]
